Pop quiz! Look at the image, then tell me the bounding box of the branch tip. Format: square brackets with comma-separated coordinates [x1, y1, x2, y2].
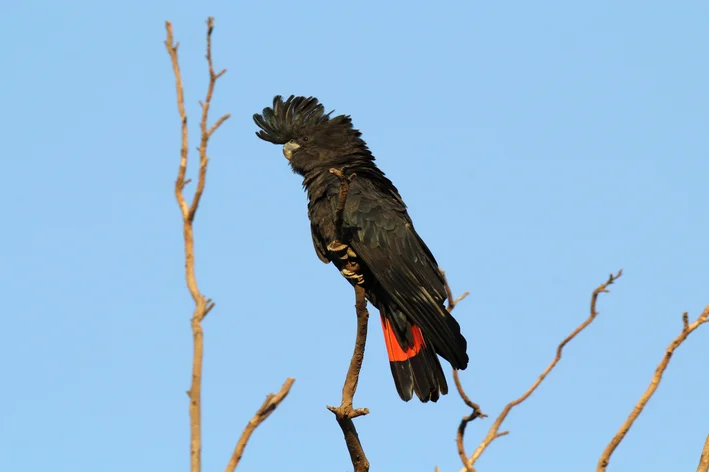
[225, 378, 295, 472]
[597, 302, 709, 471]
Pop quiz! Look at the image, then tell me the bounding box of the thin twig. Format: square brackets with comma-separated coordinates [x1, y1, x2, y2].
[597, 303, 709, 471]
[439, 269, 484, 472]
[454, 370, 487, 472]
[191, 17, 230, 222]
[459, 270, 623, 472]
[165, 18, 227, 472]
[326, 167, 370, 472]
[225, 378, 296, 472]
[439, 269, 481, 471]
[697, 433, 709, 472]
[440, 269, 470, 313]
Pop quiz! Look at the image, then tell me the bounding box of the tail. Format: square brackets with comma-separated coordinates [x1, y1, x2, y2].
[380, 314, 448, 402]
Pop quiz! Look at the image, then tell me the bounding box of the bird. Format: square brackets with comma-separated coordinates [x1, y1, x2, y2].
[253, 95, 468, 402]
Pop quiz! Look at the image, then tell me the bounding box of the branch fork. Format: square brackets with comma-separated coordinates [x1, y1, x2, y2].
[165, 18, 292, 472]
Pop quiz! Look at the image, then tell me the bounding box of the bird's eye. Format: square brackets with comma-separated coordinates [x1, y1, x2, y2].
[302, 136, 309, 142]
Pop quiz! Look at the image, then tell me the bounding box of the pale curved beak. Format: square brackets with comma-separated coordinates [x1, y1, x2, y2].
[282, 140, 301, 160]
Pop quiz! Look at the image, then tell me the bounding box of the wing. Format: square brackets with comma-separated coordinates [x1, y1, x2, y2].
[344, 178, 468, 369]
[310, 222, 330, 263]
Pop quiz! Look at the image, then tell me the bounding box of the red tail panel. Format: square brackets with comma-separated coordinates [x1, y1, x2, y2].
[380, 315, 426, 362]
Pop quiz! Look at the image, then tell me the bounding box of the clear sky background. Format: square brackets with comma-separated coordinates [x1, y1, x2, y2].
[1, 1, 707, 471]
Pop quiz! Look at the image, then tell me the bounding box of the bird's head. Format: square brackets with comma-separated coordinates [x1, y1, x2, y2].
[253, 95, 370, 175]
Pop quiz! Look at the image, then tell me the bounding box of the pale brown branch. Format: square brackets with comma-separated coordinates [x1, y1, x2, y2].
[164, 21, 190, 220]
[225, 378, 296, 472]
[460, 270, 623, 472]
[697, 433, 709, 472]
[327, 285, 370, 472]
[326, 168, 370, 472]
[209, 113, 231, 138]
[597, 303, 709, 471]
[190, 17, 230, 222]
[165, 18, 229, 472]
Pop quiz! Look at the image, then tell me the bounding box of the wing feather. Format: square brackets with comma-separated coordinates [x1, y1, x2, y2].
[344, 179, 468, 369]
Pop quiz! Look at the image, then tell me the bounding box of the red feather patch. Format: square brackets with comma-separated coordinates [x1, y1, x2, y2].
[380, 315, 425, 362]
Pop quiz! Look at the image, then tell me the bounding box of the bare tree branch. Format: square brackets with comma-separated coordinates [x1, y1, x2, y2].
[453, 370, 487, 472]
[166, 18, 288, 472]
[225, 378, 296, 472]
[458, 270, 623, 472]
[697, 434, 709, 472]
[326, 167, 370, 472]
[438, 269, 484, 472]
[165, 19, 217, 472]
[597, 303, 709, 471]
[191, 17, 230, 222]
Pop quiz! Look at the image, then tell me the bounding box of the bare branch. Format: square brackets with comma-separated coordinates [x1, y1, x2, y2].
[168, 18, 289, 472]
[439, 269, 484, 472]
[189, 17, 230, 222]
[326, 168, 370, 472]
[165, 19, 213, 472]
[460, 270, 623, 472]
[164, 21, 190, 220]
[327, 285, 371, 471]
[454, 370, 487, 472]
[225, 378, 296, 472]
[440, 269, 470, 313]
[597, 303, 709, 471]
[697, 434, 709, 472]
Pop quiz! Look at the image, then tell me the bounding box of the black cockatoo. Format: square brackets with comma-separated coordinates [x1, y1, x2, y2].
[253, 96, 468, 402]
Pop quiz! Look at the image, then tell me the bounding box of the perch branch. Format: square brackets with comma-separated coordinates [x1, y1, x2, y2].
[225, 378, 296, 472]
[459, 270, 623, 472]
[326, 167, 370, 472]
[597, 303, 709, 471]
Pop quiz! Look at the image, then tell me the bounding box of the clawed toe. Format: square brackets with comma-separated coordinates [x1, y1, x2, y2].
[341, 267, 365, 285]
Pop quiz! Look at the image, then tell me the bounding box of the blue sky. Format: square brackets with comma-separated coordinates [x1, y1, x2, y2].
[1, 1, 707, 471]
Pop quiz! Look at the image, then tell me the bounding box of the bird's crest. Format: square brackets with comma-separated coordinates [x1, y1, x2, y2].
[253, 95, 335, 144]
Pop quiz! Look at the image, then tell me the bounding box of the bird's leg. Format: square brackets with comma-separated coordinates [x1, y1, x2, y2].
[328, 240, 365, 285]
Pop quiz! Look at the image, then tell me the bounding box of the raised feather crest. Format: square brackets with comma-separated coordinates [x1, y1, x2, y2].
[253, 95, 334, 144]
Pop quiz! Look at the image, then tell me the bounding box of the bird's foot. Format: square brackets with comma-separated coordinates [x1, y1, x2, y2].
[328, 240, 365, 285]
[341, 262, 365, 285]
[327, 240, 357, 260]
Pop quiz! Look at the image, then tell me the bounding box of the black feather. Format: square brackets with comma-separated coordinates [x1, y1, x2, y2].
[253, 95, 332, 144]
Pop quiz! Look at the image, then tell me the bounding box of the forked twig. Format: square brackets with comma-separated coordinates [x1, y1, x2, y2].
[438, 269, 482, 472]
[459, 270, 623, 472]
[165, 18, 222, 472]
[166, 18, 290, 472]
